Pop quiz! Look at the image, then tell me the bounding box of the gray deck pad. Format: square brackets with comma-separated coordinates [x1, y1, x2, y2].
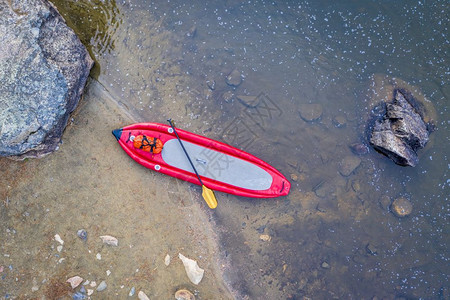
[161, 139, 273, 190]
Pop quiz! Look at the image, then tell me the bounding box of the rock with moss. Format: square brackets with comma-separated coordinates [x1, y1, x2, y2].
[0, 0, 93, 159]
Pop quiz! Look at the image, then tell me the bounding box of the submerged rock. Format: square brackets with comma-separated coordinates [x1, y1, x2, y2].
[370, 90, 431, 166]
[349, 143, 369, 155]
[226, 69, 242, 87]
[0, 0, 93, 159]
[298, 104, 323, 122]
[390, 197, 412, 217]
[338, 156, 361, 177]
[363, 75, 437, 167]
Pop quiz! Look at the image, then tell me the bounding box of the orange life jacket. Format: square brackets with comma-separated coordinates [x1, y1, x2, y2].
[133, 135, 163, 154]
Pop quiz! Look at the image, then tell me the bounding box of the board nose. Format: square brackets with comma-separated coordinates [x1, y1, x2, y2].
[112, 128, 123, 141]
[281, 179, 291, 196]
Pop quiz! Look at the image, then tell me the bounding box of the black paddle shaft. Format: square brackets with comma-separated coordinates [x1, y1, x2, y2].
[167, 119, 204, 186]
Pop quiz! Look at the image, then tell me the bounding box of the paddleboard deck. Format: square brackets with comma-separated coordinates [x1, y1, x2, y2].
[112, 123, 290, 198]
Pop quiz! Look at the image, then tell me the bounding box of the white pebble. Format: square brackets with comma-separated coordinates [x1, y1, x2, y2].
[57, 245, 63, 252]
[87, 289, 94, 296]
[164, 254, 171, 266]
[129, 287, 136, 296]
[90, 281, 97, 287]
[83, 280, 90, 285]
[138, 291, 150, 300]
[97, 281, 107, 292]
[66, 276, 83, 289]
[58, 258, 65, 264]
[106, 270, 111, 276]
[54, 234, 64, 245]
[100, 235, 119, 246]
[96, 253, 102, 260]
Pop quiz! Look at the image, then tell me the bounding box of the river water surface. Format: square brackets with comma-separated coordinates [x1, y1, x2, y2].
[0, 0, 448, 299]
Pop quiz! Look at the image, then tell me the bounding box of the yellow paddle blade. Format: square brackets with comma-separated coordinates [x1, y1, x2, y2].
[202, 185, 218, 209]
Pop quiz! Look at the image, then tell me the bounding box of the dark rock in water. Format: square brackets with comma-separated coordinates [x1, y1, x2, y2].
[378, 195, 392, 211]
[206, 79, 216, 90]
[369, 90, 430, 166]
[349, 143, 369, 155]
[390, 197, 412, 217]
[222, 91, 234, 103]
[365, 243, 378, 255]
[332, 115, 347, 128]
[187, 25, 197, 38]
[338, 156, 361, 177]
[0, 0, 93, 159]
[226, 69, 242, 87]
[298, 103, 323, 122]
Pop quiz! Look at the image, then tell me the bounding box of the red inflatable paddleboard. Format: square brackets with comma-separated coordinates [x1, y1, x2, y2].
[112, 123, 290, 198]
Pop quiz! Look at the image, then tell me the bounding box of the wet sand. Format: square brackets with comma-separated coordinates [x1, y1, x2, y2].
[0, 80, 232, 299]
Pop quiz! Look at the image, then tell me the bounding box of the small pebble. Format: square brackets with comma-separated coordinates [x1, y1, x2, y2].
[338, 156, 361, 177]
[106, 270, 111, 276]
[226, 69, 242, 87]
[90, 281, 97, 287]
[321, 262, 330, 269]
[77, 229, 87, 241]
[290, 173, 298, 182]
[83, 280, 90, 286]
[366, 243, 378, 255]
[332, 115, 347, 128]
[129, 286, 136, 297]
[67, 276, 83, 289]
[87, 289, 94, 296]
[391, 197, 413, 217]
[299, 103, 323, 122]
[350, 143, 369, 155]
[222, 91, 234, 103]
[96, 253, 101, 260]
[138, 291, 150, 300]
[379, 195, 392, 211]
[80, 286, 86, 294]
[259, 234, 272, 242]
[72, 292, 85, 300]
[100, 235, 119, 246]
[57, 245, 63, 252]
[164, 254, 171, 266]
[206, 79, 215, 90]
[96, 281, 107, 292]
[54, 234, 64, 245]
[175, 289, 195, 300]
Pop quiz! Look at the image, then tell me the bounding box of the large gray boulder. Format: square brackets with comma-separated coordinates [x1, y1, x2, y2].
[0, 0, 93, 159]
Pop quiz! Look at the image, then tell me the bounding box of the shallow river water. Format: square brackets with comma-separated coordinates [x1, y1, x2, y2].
[1, 0, 448, 299]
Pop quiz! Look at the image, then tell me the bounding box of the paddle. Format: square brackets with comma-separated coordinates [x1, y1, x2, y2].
[167, 119, 218, 209]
